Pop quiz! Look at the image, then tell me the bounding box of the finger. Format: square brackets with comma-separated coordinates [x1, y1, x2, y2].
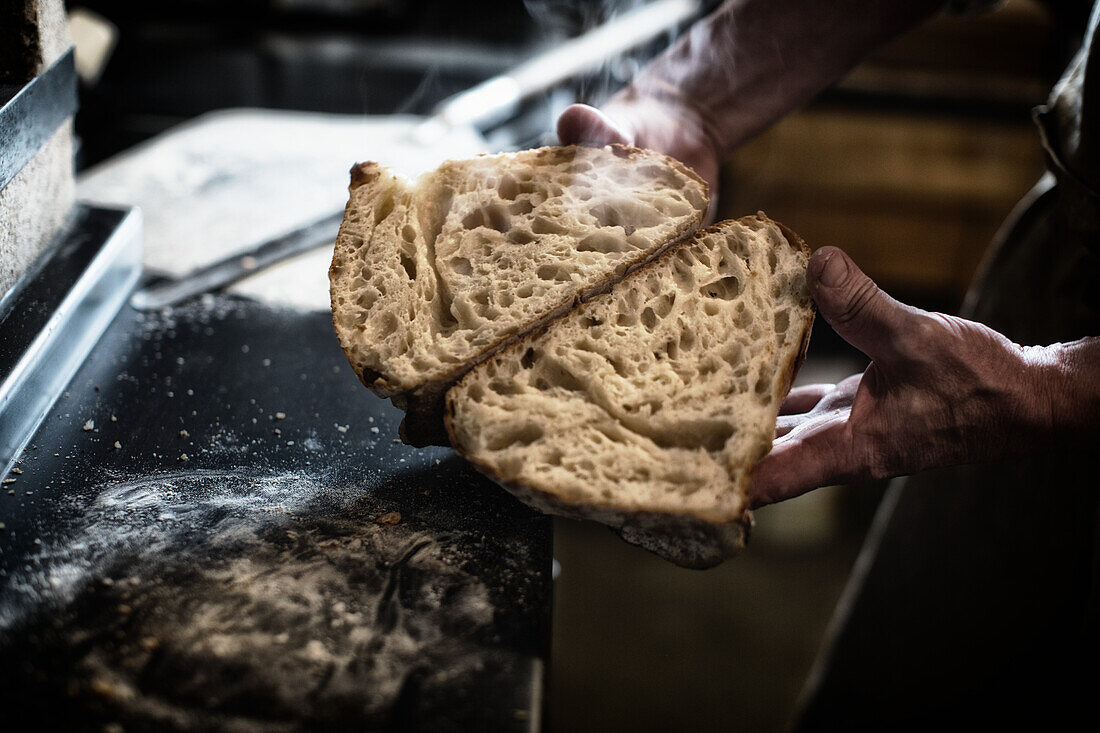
[556, 104, 634, 147]
[750, 413, 854, 508]
[779, 383, 834, 415]
[813, 372, 863, 412]
[808, 247, 918, 362]
[775, 414, 810, 438]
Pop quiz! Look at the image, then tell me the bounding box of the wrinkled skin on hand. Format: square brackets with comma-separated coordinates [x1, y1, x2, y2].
[750, 246, 1063, 507]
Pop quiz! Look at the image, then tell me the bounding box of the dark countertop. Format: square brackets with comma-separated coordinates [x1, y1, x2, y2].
[0, 292, 551, 732]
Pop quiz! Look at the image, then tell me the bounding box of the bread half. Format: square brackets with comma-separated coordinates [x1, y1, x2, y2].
[445, 214, 814, 568]
[330, 144, 709, 445]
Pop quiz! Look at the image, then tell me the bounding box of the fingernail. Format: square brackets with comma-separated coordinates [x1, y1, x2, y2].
[812, 249, 848, 288]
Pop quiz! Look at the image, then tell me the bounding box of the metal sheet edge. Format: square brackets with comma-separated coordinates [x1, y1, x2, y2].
[0, 205, 143, 479]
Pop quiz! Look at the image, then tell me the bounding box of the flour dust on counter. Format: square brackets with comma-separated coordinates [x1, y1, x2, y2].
[0, 293, 549, 732]
[0, 465, 531, 730]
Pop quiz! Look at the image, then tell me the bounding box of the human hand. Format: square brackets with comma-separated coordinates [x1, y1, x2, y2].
[750, 246, 1061, 508]
[557, 90, 722, 212]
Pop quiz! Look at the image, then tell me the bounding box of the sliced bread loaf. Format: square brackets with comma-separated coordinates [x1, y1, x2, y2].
[445, 214, 814, 568]
[330, 144, 709, 446]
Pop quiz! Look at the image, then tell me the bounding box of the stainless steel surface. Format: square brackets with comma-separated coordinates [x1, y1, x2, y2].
[129, 209, 342, 311]
[0, 49, 77, 192]
[0, 204, 142, 479]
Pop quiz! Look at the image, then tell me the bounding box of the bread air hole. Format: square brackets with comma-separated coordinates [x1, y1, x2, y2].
[378, 312, 398, 335]
[589, 203, 627, 230]
[676, 248, 696, 268]
[498, 174, 519, 200]
[591, 200, 664, 232]
[701, 275, 742, 301]
[652, 292, 675, 318]
[755, 365, 775, 397]
[672, 263, 695, 292]
[462, 203, 510, 233]
[486, 422, 544, 451]
[537, 264, 572, 282]
[374, 194, 395, 225]
[679, 326, 695, 351]
[521, 348, 538, 369]
[640, 307, 658, 331]
[532, 216, 569, 235]
[509, 199, 534, 216]
[489, 379, 523, 396]
[644, 421, 734, 452]
[722, 342, 745, 366]
[577, 231, 632, 254]
[538, 364, 586, 392]
[508, 229, 535, 245]
[399, 252, 417, 280]
[450, 257, 473, 276]
[774, 310, 790, 333]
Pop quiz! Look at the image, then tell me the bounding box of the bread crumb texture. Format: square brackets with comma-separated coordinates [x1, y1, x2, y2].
[447, 217, 812, 527]
[330, 145, 707, 396]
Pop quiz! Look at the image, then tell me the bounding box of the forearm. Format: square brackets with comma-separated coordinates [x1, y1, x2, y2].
[1032, 337, 1100, 442]
[616, 0, 942, 155]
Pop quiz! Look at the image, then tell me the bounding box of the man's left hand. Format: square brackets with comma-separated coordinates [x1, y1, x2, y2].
[750, 246, 1061, 508]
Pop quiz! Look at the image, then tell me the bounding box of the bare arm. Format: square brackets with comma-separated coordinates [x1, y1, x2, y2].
[559, 0, 942, 189]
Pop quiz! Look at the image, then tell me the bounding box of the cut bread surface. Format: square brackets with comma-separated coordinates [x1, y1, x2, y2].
[329, 144, 709, 443]
[445, 215, 813, 567]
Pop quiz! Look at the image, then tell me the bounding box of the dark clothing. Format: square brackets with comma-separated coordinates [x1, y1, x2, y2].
[796, 3, 1100, 729]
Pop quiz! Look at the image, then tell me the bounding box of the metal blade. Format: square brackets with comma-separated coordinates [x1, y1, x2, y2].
[129, 209, 343, 311]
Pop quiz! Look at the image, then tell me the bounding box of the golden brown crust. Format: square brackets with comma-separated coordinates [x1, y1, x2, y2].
[348, 161, 381, 190]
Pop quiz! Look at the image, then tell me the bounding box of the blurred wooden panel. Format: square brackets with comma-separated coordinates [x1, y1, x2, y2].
[720, 108, 1045, 303]
[842, 0, 1054, 105]
[718, 0, 1055, 306]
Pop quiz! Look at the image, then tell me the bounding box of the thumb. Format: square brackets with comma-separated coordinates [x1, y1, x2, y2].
[557, 104, 635, 147]
[808, 246, 912, 361]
